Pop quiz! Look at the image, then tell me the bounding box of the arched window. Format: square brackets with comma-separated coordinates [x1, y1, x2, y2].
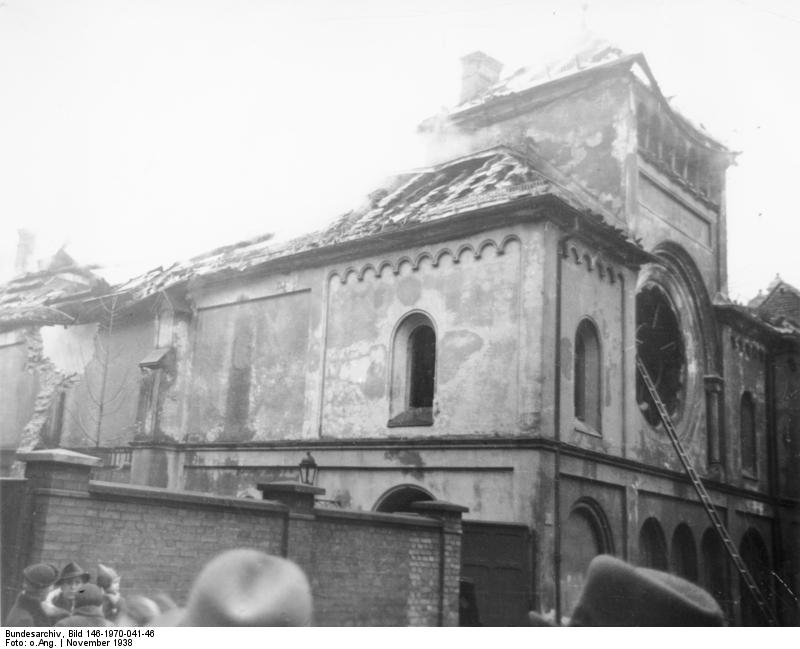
[388, 312, 436, 427]
[739, 529, 772, 626]
[701, 528, 729, 617]
[638, 517, 668, 570]
[408, 325, 436, 408]
[373, 484, 434, 513]
[670, 523, 698, 582]
[562, 499, 613, 617]
[574, 319, 601, 432]
[740, 392, 757, 475]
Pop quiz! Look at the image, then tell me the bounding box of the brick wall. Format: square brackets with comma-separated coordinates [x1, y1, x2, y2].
[2, 450, 462, 626]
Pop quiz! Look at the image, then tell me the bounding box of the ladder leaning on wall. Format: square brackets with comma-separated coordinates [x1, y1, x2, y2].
[635, 357, 779, 626]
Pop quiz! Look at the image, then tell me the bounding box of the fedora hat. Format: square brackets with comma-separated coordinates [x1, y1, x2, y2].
[23, 563, 59, 589]
[57, 562, 90, 585]
[151, 549, 313, 627]
[529, 555, 725, 626]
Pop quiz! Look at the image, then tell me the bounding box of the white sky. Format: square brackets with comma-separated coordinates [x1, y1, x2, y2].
[1, 0, 798, 303]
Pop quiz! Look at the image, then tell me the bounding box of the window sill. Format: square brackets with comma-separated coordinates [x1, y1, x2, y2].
[387, 408, 433, 428]
[573, 419, 602, 438]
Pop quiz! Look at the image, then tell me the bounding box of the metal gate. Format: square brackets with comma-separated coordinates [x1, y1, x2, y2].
[461, 521, 533, 626]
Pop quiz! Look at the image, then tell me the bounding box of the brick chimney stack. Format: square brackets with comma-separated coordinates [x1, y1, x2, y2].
[14, 229, 35, 276]
[459, 51, 503, 104]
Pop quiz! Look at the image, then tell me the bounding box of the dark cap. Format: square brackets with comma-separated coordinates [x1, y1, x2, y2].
[23, 563, 59, 589]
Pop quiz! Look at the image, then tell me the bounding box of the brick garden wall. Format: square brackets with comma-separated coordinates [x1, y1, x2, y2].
[1, 450, 462, 626]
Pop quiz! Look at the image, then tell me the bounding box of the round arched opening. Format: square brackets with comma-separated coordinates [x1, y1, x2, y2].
[739, 528, 772, 626]
[638, 517, 668, 570]
[670, 523, 698, 582]
[373, 484, 434, 513]
[635, 284, 686, 426]
[561, 500, 613, 616]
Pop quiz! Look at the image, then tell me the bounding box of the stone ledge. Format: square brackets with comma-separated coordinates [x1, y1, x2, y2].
[313, 507, 443, 530]
[18, 449, 102, 467]
[89, 480, 289, 514]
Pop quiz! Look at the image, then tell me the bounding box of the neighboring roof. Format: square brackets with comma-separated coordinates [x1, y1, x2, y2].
[753, 276, 800, 327]
[0, 250, 108, 329]
[101, 147, 646, 306]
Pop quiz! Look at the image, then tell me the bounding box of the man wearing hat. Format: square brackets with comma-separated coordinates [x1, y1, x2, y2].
[45, 561, 91, 620]
[151, 548, 313, 626]
[4, 563, 59, 627]
[528, 554, 726, 626]
[54, 584, 113, 627]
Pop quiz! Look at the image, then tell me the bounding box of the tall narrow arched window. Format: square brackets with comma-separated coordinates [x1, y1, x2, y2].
[389, 312, 436, 427]
[740, 391, 757, 475]
[574, 319, 601, 432]
[638, 517, 668, 570]
[408, 325, 436, 408]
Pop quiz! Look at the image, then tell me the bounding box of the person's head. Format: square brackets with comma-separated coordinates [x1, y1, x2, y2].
[151, 549, 313, 626]
[56, 562, 90, 600]
[116, 595, 162, 626]
[529, 554, 726, 626]
[73, 584, 105, 614]
[96, 564, 121, 594]
[22, 563, 59, 601]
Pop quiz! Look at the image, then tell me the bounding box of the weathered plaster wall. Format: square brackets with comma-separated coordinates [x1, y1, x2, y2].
[59, 310, 155, 448]
[426, 77, 633, 230]
[557, 239, 631, 457]
[185, 289, 311, 442]
[634, 166, 722, 297]
[321, 228, 529, 438]
[720, 326, 769, 492]
[774, 351, 800, 500]
[0, 333, 38, 452]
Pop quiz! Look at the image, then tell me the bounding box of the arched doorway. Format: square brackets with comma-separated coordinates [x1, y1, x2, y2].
[373, 484, 433, 513]
[562, 499, 613, 617]
[638, 517, 668, 570]
[739, 528, 772, 626]
[671, 523, 698, 582]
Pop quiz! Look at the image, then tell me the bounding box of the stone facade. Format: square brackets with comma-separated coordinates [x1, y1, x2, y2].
[0, 44, 798, 625]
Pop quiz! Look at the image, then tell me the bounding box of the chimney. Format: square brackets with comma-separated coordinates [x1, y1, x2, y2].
[459, 51, 503, 104]
[14, 229, 35, 276]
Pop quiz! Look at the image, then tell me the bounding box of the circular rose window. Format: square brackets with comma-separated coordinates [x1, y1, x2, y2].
[635, 284, 686, 426]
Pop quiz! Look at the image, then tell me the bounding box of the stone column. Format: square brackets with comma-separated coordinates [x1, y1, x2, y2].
[704, 375, 724, 478]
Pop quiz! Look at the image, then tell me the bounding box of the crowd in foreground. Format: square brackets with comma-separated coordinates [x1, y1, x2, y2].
[4, 549, 312, 627]
[4, 549, 726, 627]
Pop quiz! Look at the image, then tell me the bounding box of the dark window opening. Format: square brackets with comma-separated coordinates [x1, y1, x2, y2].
[701, 529, 730, 618]
[739, 529, 772, 626]
[408, 325, 436, 408]
[638, 517, 668, 570]
[636, 285, 686, 427]
[670, 523, 698, 582]
[574, 320, 601, 431]
[740, 391, 757, 475]
[374, 484, 434, 513]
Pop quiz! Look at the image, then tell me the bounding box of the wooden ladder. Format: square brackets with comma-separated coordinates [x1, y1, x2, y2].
[636, 357, 778, 626]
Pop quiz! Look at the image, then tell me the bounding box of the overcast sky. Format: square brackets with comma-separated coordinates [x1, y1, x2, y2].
[1, 0, 798, 303]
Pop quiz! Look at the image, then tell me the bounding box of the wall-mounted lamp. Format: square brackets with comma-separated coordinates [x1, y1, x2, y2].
[298, 452, 318, 486]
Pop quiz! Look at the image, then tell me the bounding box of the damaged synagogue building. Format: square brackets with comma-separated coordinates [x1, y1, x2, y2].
[1, 44, 799, 626]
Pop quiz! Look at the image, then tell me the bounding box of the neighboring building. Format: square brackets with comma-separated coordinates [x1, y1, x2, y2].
[1, 42, 798, 626]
